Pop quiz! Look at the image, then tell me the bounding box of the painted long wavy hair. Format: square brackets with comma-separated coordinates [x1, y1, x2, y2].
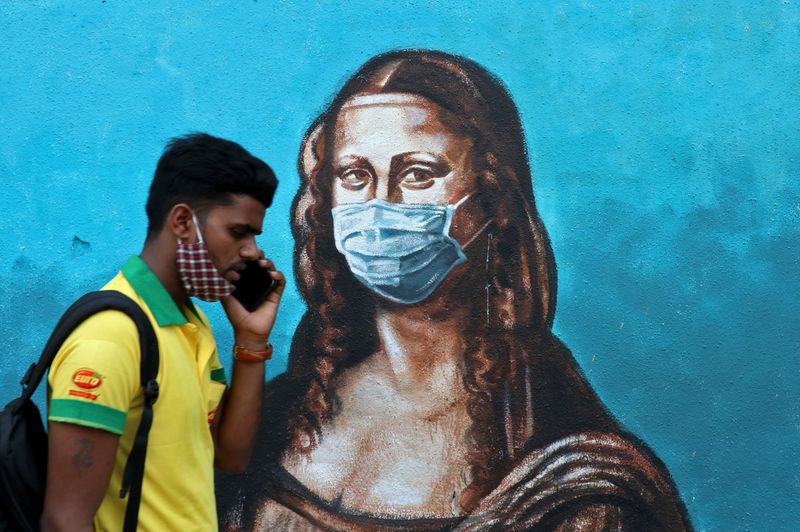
[286, 49, 614, 512]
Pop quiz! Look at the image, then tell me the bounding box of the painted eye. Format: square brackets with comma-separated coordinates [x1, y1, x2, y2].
[400, 168, 435, 189]
[339, 168, 371, 190]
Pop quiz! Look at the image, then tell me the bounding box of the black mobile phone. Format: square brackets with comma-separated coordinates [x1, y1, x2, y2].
[231, 260, 275, 312]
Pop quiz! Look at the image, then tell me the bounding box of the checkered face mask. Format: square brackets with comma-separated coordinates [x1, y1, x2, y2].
[176, 214, 235, 302]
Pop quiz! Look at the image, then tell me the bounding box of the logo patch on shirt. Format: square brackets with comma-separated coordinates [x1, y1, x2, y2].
[72, 368, 103, 390]
[68, 389, 99, 400]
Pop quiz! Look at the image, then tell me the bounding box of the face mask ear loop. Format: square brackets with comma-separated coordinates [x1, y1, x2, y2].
[462, 218, 494, 251]
[444, 193, 473, 236]
[191, 213, 204, 244]
[447, 193, 492, 250]
[454, 193, 471, 209]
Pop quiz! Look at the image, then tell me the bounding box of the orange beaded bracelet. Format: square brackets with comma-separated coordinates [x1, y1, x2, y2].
[232, 343, 273, 363]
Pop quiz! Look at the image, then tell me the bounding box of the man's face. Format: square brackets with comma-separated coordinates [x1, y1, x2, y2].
[199, 194, 267, 282]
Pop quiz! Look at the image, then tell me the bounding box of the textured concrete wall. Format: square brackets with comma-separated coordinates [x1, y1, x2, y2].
[1, 2, 798, 530]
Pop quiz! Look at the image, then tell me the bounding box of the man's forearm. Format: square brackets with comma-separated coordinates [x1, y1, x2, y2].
[215, 260, 284, 472]
[213, 356, 265, 472]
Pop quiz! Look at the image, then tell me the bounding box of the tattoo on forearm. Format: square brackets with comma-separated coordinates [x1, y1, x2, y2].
[72, 438, 95, 474]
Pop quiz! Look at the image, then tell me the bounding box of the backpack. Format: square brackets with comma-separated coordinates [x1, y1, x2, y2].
[0, 290, 160, 532]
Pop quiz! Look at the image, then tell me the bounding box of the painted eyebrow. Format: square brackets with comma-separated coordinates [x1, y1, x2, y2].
[332, 156, 376, 177]
[390, 152, 451, 176]
[333, 155, 370, 168]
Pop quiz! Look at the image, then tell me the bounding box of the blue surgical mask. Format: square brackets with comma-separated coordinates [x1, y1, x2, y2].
[332, 195, 485, 304]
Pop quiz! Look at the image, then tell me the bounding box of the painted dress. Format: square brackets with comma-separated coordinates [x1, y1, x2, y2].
[216, 335, 691, 531]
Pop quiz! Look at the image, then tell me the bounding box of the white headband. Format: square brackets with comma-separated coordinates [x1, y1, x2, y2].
[341, 92, 433, 109]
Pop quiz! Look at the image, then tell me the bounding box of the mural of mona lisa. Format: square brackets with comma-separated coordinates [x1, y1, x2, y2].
[217, 50, 692, 531]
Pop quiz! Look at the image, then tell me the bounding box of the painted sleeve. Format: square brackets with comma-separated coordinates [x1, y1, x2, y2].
[47, 311, 140, 435]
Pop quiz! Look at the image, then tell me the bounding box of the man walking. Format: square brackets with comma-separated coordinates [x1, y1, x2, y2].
[41, 133, 284, 531]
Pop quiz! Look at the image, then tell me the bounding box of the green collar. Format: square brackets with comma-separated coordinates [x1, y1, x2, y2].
[121, 256, 198, 326]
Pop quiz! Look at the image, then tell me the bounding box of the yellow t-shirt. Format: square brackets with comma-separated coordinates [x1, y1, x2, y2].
[48, 256, 226, 531]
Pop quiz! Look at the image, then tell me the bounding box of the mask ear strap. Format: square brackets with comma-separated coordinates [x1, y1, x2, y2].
[453, 193, 471, 210]
[462, 218, 493, 251]
[191, 213, 204, 244]
[452, 193, 492, 250]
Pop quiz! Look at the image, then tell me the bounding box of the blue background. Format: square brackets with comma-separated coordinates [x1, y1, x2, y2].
[1, 2, 798, 530]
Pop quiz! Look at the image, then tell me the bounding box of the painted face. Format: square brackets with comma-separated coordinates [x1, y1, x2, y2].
[328, 95, 492, 303]
[197, 194, 266, 283]
[331, 97, 478, 209]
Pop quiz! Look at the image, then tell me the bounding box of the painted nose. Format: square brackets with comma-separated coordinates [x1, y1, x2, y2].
[374, 178, 391, 202]
[373, 176, 405, 203]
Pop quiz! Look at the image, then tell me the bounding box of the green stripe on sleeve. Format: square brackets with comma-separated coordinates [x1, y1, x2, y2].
[210, 367, 227, 384]
[49, 399, 127, 435]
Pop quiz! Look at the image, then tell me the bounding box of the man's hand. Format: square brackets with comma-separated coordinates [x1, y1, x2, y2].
[222, 257, 286, 349]
[214, 256, 285, 472]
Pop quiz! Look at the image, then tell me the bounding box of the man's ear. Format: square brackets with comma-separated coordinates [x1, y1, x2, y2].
[166, 203, 196, 243]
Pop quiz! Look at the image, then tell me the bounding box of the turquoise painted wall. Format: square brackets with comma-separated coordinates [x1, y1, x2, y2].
[1, 2, 798, 530]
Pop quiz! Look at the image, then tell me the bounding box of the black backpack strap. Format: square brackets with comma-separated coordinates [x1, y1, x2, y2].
[21, 290, 160, 532]
[119, 320, 159, 532]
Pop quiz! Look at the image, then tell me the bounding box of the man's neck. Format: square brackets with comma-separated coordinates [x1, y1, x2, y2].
[139, 236, 186, 306]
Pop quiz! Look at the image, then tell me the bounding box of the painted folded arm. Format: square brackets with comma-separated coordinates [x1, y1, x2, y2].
[454, 432, 692, 532]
